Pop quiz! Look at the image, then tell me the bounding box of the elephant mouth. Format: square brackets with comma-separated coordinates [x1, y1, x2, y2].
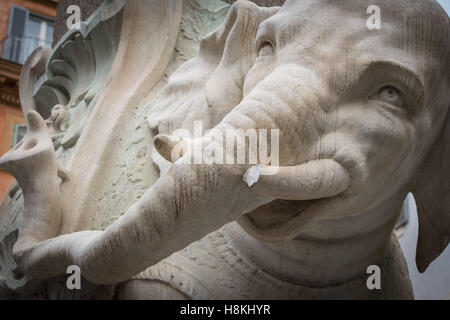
[237, 198, 320, 241]
[238, 159, 351, 241]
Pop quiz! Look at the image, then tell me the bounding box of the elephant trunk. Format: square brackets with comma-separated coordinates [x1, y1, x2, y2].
[75, 64, 354, 283]
[8, 67, 352, 284]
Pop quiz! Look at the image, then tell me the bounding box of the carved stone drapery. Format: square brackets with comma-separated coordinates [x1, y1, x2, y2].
[0, 0, 233, 298]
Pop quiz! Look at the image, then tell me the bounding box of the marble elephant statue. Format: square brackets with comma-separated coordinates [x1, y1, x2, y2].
[0, 0, 449, 299]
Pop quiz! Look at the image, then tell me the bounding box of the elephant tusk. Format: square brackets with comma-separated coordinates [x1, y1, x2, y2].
[243, 159, 351, 200]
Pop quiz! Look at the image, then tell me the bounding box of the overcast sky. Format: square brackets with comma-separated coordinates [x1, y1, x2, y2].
[437, 0, 450, 15]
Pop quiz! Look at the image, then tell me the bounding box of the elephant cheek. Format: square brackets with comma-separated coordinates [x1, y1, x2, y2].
[205, 70, 244, 128]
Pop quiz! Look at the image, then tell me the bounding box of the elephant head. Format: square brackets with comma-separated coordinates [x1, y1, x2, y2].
[3, 0, 449, 289]
[150, 0, 450, 275]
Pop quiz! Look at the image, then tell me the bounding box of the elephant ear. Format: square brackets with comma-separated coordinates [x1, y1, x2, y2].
[412, 108, 450, 273]
[147, 0, 279, 134]
[204, 1, 280, 127]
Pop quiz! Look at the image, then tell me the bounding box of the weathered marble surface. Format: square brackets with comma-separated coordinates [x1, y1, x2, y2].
[0, 0, 449, 299]
[53, 0, 285, 45]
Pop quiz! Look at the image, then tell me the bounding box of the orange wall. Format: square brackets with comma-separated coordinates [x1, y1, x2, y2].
[0, 0, 57, 41]
[0, 103, 24, 199]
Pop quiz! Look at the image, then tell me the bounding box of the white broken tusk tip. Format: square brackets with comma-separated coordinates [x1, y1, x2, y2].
[243, 165, 261, 188]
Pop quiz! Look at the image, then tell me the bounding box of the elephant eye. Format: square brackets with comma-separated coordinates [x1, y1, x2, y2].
[257, 41, 275, 57]
[371, 86, 403, 107]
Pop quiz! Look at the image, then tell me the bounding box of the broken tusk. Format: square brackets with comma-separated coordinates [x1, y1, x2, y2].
[243, 165, 261, 188]
[243, 159, 351, 200]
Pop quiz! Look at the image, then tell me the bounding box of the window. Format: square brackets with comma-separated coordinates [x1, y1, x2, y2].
[2, 6, 54, 64]
[11, 123, 27, 147]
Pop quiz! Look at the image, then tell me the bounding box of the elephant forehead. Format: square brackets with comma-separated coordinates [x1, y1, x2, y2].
[281, 0, 448, 21]
[269, 0, 449, 67]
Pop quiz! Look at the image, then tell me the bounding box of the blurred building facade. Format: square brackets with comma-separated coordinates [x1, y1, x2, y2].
[0, 0, 57, 199]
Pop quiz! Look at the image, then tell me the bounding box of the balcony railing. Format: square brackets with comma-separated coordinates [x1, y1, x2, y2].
[0, 35, 52, 65]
